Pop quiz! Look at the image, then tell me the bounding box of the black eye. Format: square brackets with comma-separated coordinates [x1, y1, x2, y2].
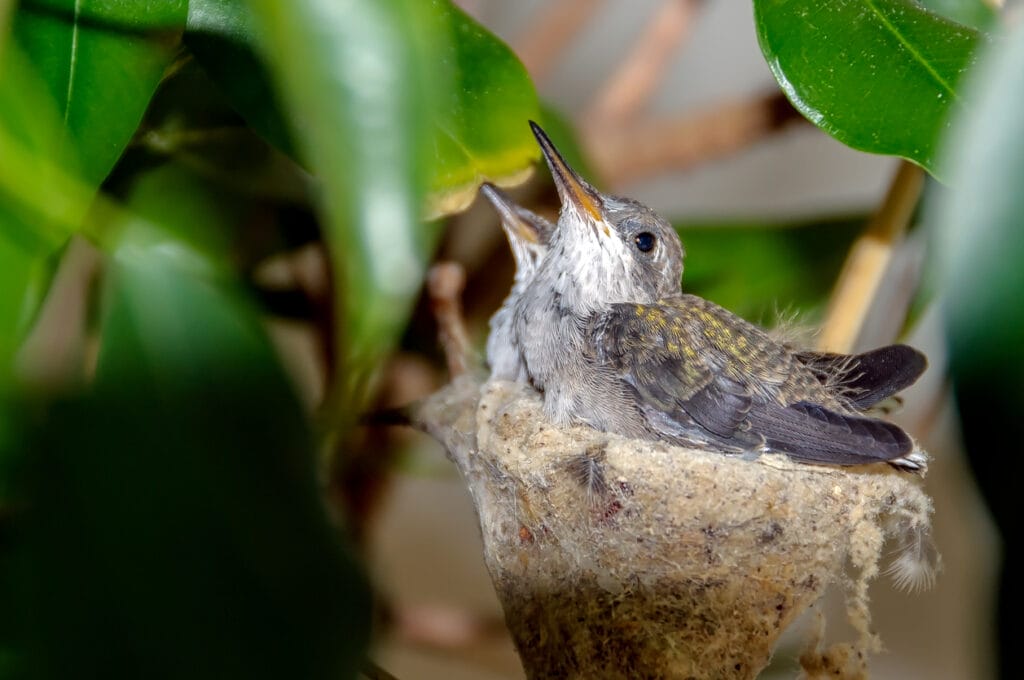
[634, 232, 656, 252]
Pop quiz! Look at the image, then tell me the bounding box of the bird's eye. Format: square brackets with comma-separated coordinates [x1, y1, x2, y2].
[634, 232, 656, 253]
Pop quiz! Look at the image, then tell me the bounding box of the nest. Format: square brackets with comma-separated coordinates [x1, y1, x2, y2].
[414, 375, 935, 679]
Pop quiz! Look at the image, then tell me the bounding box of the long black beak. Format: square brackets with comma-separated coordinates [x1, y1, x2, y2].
[479, 183, 552, 245]
[529, 121, 604, 222]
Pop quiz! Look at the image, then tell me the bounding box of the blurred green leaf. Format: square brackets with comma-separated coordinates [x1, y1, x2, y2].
[918, 0, 997, 31]
[930, 26, 1023, 664]
[190, 1, 540, 221]
[425, 3, 541, 217]
[0, 41, 90, 374]
[13, 0, 187, 186]
[21, 0, 187, 27]
[4, 238, 370, 678]
[935, 26, 1024, 385]
[248, 0, 442, 405]
[676, 217, 863, 326]
[127, 58, 310, 206]
[754, 0, 983, 176]
[184, 0, 297, 158]
[118, 163, 237, 268]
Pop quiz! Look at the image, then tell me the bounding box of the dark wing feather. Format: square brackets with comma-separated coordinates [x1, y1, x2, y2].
[795, 344, 927, 409]
[746, 400, 912, 465]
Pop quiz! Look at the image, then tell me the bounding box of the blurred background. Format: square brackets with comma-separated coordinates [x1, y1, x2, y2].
[0, 0, 1017, 678]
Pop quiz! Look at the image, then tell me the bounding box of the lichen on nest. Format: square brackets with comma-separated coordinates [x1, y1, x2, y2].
[415, 374, 937, 679]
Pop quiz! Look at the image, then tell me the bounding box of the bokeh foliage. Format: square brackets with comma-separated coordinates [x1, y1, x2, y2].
[931, 21, 1024, 676]
[0, 0, 1015, 676]
[0, 0, 539, 676]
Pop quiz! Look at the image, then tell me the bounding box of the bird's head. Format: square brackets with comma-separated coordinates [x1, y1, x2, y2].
[529, 121, 683, 307]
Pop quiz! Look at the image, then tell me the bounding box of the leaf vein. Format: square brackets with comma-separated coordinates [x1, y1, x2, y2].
[63, 0, 83, 124]
[863, 0, 959, 102]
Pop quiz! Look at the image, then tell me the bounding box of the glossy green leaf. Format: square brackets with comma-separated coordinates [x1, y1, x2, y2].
[425, 3, 541, 217]
[754, 0, 984, 176]
[13, 0, 187, 187]
[2, 236, 371, 678]
[248, 0, 443, 405]
[676, 217, 863, 326]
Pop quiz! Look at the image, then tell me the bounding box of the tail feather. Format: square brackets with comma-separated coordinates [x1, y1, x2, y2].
[796, 344, 927, 410]
[747, 400, 914, 467]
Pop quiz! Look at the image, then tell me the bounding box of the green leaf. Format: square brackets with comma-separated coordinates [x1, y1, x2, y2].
[0, 42, 90, 374]
[425, 3, 541, 217]
[125, 57, 310, 209]
[934, 26, 1024, 385]
[3, 237, 371, 678]
[12, 0, 187, 187]
[754, 0, 984, 176]
[917, 0, 997, 32]
[244, 0, 544, 406]
[676, 217, 863, 326]
[188, 0, 540, 220]
[929, 26, 1022, 624]
[22, 0, 187, 27]
[184, 0, 297, 158]
[247, 0, 443, 406]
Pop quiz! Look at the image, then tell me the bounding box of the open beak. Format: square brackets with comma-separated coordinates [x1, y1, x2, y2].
[529, 121, 604, 225]
[480, 182, 552, 246]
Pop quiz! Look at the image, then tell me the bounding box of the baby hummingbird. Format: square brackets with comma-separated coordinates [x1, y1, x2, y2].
[480, 183, 554, 381]
[478, 184, 924, 411]
[512, 121, 926, 470]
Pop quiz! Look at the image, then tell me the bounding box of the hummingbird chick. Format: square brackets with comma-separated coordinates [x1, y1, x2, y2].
[480, 184, 924, 412]
[511, 121, 927, 470]
[480, 183, 554, 381]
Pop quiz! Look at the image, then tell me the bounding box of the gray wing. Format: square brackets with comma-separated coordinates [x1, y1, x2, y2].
[589, 303, 915, 466]
[587, 303, 753, 441]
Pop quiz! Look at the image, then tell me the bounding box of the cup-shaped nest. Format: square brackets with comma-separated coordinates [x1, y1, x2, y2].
[415, 376, 936, 680]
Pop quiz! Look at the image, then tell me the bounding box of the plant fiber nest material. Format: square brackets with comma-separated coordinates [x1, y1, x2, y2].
[415, 375, 935, 679]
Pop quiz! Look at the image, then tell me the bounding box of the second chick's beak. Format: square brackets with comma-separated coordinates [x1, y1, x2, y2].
[480, 182, 547, 245]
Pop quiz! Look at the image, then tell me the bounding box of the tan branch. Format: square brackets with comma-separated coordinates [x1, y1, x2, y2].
[817, 161, 924, 353]
[585, 0, 703, 129]
[515, 0, 605, 82]
[427, 262, 477, 377]
[586, 91, 804, 188]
